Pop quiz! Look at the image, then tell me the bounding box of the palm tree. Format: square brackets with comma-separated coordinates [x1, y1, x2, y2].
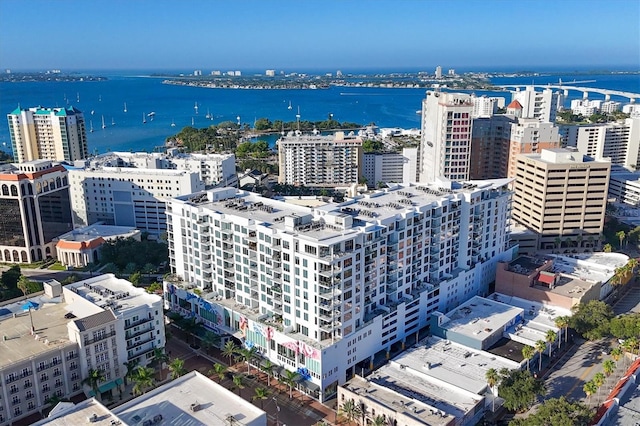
[611, 346, 624, 369]
[617, 230, 626, 249]
[252, 387, 271, 409]
[522, 345, 535, 372]
[535, 340, 547, 372]
[593, 372, 606, 404]
[208, 363, 227, 383]
[603, 243, 613, 253]
[150, 347, 169, 379]
[222, 340, 239, 366]
[583, 380, 597, 405]
[281, 370, 300, 399]
[603, 359, 615, 385]
[545, 330, 557, 357]
[371, 415, 387, 426]
[17, 275, 31, 300]
[554, 316, 569, 347]
[132, 366, 155, 396]
[260, 359, 275, 387]
[237, 346, 259, 373]
[201, 331, 221, 354]
[232, 374, 245, 396]
[485, 368, 499, 412]
[624, 337, 638, 358]
[628, 258, 639, 275]
[338, 399, 362, 425]
[168, 358, 186, 380]
[123, 359, 139, 385]
[554, 236, 562, 250]
[82, 369, 105, 401]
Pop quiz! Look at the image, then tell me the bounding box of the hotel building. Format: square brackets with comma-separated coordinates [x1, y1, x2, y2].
[277, 132, 363, 186]
[0, 160, 73, 263]
[163, 180, 516, 402]
[511, 148, 610, 251]
[7, 106, 88, 163]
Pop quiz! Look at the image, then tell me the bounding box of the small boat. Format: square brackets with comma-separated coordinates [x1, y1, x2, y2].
[288, 101, 292, 110]
[416, 110, 422, 115]
[89, 120, 94, 133]
[205, 108, 211, 119]
[101, 115, 106, 129]
[123, 102, 127, 113]
[143, 113, 147, 124]
[91, 110, 95, 115]
[171, 119, 176, 127]
[147, 112, 156, 117]
[194, 102, 199, 114]
[111, 117, 115, 126]
[99, 95, 102, 102]
[76, 92, 80, 103]
[191, 117, 195, 126]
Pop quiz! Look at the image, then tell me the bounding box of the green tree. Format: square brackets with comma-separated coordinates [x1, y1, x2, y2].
[260, 359, 275, 387]
[583, 380, 597, 405]
[545, 330, 557, 357]
[371, 415, 387, 426]
[603, 243, 613, 253]
[123, 359, 139, 386]
[593, 372, 606, 404]
[610, 313, 640, 339]
[129, 271, 142, 286]
[237, 346, 259, 373]
[603, 359, 615, 384]
[508, 396, 592, 426]
[82, 369, 105, 401]
[486, 368, 500, 411]
[554, 316, 569, 347]
[17, 275, 33, 299]
[150, 347, 169, 379]
[132, 366, 155, 396]
[522, 345, 535, 372]
[362, 139, 385, 153]
[200, 331, 221, 354]
[281, 370, 301, 399]
[570, 300, 614, 340]
[208, 363, 227, 383]
[232, 374, 245, 396]
[338, 399, 362, 425]
[252, 387, 271, 409]
[611, 346, 624, 367]
[498, 369, 545, 412]
[168, 358, 186, 380]
[222, 340, 239, 365]
[1, 265, 21, 291]
[616, 230, 626, 248]
[535, 340, 547, 372]
[146, 282, 163, 294]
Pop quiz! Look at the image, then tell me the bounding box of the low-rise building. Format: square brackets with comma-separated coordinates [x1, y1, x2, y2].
[54, 223, 140, 268]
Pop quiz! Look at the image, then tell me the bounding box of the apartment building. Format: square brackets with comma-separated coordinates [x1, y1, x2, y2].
[68, 162, 204, 233]
[564, 118, 640, 170]
[7, 106, 88, 163]
[506, 119, 561, 178]
[164, 181, 516, 402]
[0, 276, 163, 425]
[95, 150, 237, 188]
[419, 92, 474, 183]
[277, 131, 363, 186]
[362, 152, 406, 185]
[0, 160, 73, 263]
[510, 86, 563, 122]
[511, 148, 610, 251]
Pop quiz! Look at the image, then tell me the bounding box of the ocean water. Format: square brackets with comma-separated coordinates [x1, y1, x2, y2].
[0, 72, 638, 154]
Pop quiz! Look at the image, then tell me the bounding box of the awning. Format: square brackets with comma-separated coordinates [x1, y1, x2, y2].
[299, 380, 320, 392]
[89, 378, 123, 396]
[537, 273, 555, 285]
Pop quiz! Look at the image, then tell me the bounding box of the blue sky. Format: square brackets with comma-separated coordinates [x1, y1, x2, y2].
[1, 0, 638, 72]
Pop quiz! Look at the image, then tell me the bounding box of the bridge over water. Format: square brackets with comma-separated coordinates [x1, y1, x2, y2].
[497, 83, 639, 103]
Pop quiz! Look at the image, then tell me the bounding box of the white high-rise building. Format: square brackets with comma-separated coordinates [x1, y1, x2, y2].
[163, 181, 516, 402]
[570, 99, 602, 116]
[419, 91, 474, 183]
[68, 161, 204, 233]
[7, 106, 88, 163]
[435, 66, 442, 79]
[471, 95, 505, 118]
[511, 86, 563, 122]
[278, 131, 362, 186]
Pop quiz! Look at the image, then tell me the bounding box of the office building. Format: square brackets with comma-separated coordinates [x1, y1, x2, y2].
[68, 160, 204, 233]
[511, 148, 610, 251]
[278, 131, 363, 186]
[7, 106, 88, 163]
[0, 275, 164, 425]
[564, 118, 640, 170]
[511, 86, 563, 122]
[506, 119, 561, 178]
[0, 160, 72, 264]
[164, 180, 516, 402]
[362, 152, 407, 186]
[419, 91, 474, 183]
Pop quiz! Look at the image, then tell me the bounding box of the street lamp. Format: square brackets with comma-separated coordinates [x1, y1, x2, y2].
[272, 397, 280, 426]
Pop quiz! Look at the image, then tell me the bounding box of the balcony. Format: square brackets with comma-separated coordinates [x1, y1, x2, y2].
[83, 330, 117, 345]
[127, 335, 155, 351]
[124, 317, 153, 331]
[126, 325, 155, 340]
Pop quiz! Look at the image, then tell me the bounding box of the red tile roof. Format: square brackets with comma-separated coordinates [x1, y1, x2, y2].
[507, 100, 523, 109]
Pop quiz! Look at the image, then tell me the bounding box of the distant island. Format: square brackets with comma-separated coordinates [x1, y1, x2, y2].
[0, 71, 107, 83]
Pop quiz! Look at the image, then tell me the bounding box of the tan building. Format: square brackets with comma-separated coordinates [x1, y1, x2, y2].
[511, 148, 610, 251]
[278, 131, 362, 186]
[7, 106, 88, 163]
[506, 119, 560, 178]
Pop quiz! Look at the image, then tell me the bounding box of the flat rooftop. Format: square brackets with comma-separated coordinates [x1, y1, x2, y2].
[0, 296, 74, 369]
[66, 274, 161, 313]
[507, 256, 552, 276]
[34, 398, 118, 426]
[343, 375, 461, 425]
[56, 224, 139, 243]
[549, 253, 628, 284]
[439, 295, 524, 342]
[391, 337, 519, 395]
[112, 371, 266, 426]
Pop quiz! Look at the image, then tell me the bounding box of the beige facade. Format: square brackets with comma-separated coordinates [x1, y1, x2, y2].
[506, 119, 561, 178]
[511, 149, 610, 251]
[7, 106, 88, 163]
[277, 131, 363, 186]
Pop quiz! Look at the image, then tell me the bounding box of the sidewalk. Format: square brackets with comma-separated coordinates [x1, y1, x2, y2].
[165, 334, 336, 426]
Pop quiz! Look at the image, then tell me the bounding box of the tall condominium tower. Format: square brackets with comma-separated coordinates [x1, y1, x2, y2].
[512, 148, 610, 251]
[511, 86, 563, 123]
[278, 131, 363, 186]
[419, 91, 474, 183]
[164, 181, 516, 402]
[7, 106, 88, 163]
[0, 160, 73, 263]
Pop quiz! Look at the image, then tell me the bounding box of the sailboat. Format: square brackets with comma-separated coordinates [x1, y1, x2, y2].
[77, 92, 80, 103]
[101, 115, 106, 129]
[111, 117, 115, 126]
[288, 101, 292, 110]
[194, 102, 199, 114]
[191, 117, 195, 126]
[99, 95, 102, 102]
[143, 113, 147, 124]
[123, 102, 127, 113]
[171, 118, 176, 127]
[205, 108, 211, 119]
[89, 120, 94, 133]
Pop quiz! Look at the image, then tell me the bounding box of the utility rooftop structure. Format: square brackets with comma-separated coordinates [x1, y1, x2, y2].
[164, 179, 516, 402]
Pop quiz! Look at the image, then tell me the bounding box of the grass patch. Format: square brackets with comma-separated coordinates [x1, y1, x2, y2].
[48, 262, 67, 271]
